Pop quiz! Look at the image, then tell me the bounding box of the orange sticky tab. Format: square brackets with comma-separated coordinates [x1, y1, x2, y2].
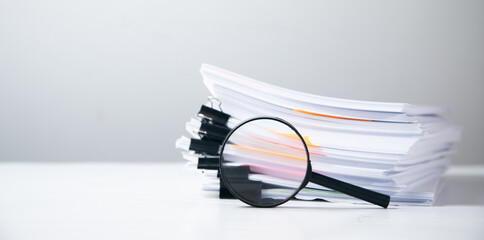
[229, 144, 307, 161]
[293, 109, 372, 122]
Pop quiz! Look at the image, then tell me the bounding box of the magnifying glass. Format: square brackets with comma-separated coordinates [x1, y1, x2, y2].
[219, 117, 390, 208]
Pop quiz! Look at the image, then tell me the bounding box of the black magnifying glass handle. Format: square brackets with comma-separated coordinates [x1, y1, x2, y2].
[310, 172, 390, 208]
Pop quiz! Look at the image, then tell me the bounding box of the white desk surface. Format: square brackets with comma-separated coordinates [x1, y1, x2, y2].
[0, 162, 483, 240]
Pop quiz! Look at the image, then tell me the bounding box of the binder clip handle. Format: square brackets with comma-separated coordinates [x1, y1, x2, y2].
[208, 96, 223, 112]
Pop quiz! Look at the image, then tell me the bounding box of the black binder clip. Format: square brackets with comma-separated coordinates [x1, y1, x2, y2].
[219, 180, 236, 199]
[220, 166, 262, 200]
[197, 97, 230, 126]
[189, 138, 221, 156]
[197, 156, 219, 170]
[195, 122, 231, 143]
[219, 166, 255, 199]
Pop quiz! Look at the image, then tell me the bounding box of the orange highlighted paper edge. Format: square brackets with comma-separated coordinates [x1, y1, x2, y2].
[229, 144, 307, 161]
[269, 131, 320, 148]
[250, 135, 325, 156]
[293, 109, 372, 122]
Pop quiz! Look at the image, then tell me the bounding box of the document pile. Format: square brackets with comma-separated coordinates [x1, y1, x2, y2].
[176, 64, 461, 206]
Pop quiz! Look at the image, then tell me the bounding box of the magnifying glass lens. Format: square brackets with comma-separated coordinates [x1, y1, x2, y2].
[220, 118, 309, 207]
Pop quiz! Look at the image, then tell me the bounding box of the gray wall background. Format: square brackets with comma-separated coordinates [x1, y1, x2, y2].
[0, 0, 483, 164]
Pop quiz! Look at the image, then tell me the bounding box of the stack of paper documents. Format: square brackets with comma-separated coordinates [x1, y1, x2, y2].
[176, 64, 461, 206]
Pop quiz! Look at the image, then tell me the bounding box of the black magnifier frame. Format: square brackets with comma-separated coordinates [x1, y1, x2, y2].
[219, 117, 390, 208]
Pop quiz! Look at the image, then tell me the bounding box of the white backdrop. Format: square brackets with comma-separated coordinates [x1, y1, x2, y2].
[0, 0, 482, 164]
